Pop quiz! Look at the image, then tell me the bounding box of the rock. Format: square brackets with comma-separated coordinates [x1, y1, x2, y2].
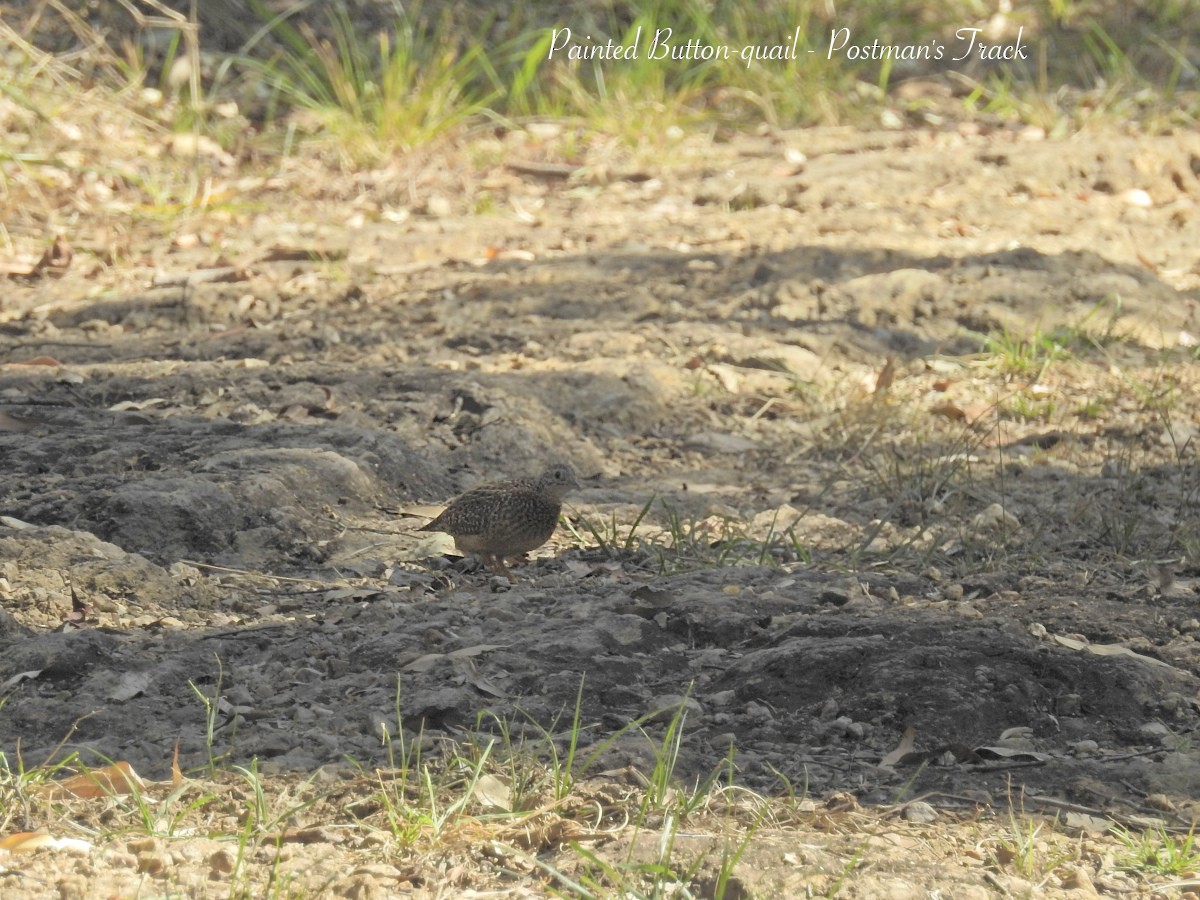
[710, 732, 738, 752]
[972, 503, 1020, 532]
[903, 801, 938, 823]
[647, 694, 704, 723]
[1139, 722, 1171, 738]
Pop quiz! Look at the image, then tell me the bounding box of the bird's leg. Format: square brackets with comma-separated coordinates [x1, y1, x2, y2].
[486, 555, 517, 583]
[478, 553, 517, 583]
[496, 557, 518, 584]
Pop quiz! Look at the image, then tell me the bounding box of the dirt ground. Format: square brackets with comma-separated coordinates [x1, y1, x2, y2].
[4, 121, 1200, 897]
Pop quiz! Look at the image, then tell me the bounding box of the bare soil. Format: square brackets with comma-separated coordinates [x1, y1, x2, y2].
[3, 123, 1200, 897]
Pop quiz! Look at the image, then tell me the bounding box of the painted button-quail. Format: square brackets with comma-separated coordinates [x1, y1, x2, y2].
[420, 463, 581, 580]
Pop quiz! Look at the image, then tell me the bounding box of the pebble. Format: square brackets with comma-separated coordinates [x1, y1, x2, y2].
[127, 837, 158, 854]
[744, 701, 774, 723]
[710, 732, 738, 752]
[136, 851, 168, 875]
[209, 849, 235, 876]
[707, 689, 737, 708]
[903, 801, 938, 823]
[972, 502, 1021, 531]
[1059, 864, 1099, 895]
[647, 694, 703, 722]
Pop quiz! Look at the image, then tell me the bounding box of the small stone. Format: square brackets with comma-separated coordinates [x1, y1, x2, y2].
[973, 503, 1020, 532]
[56, 875, 90, 900]
[424, 194, 452, 217]
[136, 851, 168, 875]
[708, 690, 736, 708]
[647, 694, 703, 723]
[1145, 793, 1176, 812]
[744, 701, 774, 723]
[209, 849, 234, 875]
[1057, 694, 1082, 716]
[1059, 864, 1099, 896]
[903, 801, 938, 823]
[127, 837, 158, 854]
[710, 732, 738, 752]
[821, 716, 865, 740]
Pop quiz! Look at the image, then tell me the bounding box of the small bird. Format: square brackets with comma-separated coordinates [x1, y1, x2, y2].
[420, 463, 581, 581]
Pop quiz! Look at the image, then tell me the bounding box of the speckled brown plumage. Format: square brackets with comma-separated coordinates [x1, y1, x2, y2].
[420, 463, 581, 580]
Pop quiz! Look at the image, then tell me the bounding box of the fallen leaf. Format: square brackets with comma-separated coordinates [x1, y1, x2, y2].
[0, 831, 92, 854]
[1051, 634, 1174, 669]
[879, 725, 917, 770]
[930, 402, 966, 421]
[931, 401, 992, 424]
[402, 653, 444, 674]
[0, 670, 42, 692]
[473, 774, 512, 810]
[108, 398, 167, 412]
[107, 670, 153, 702]
[446, 644, 506, 660]
[455, 657, 507, 698]
[43, 762, 146, 800]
